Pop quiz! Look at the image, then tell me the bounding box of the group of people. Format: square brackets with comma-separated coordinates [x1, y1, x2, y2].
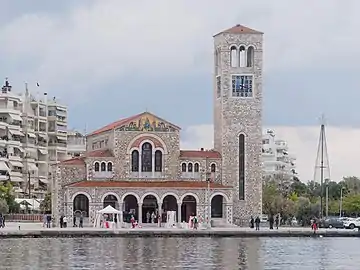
[250, 215, 280, 230]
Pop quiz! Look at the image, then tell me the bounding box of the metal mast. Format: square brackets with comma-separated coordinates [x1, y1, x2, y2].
[313, 115, 331, 218]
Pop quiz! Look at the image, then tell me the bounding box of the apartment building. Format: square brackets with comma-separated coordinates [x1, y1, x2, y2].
[66, 130, 86, 158]
[0, 79, 69, 199]
[262, 129, 297, 181]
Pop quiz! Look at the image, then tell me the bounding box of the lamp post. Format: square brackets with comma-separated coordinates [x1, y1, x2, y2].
[325, 179, 329, 218]
[339, 187, 345, 217]
[206, 172, 211, 228]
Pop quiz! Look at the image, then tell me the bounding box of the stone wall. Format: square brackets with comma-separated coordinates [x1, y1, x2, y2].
[179, 157, 222, 183]
[213, 31, 263, 224]
[113, 130, 180, 180]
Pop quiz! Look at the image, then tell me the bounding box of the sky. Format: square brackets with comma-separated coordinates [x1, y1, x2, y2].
[1, 0, 360, 182]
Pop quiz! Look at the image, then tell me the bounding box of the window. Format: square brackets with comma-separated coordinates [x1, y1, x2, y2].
[101, 162, 106, 172]
[211, 163, 216, 172]
[155, 150, 162, 172]
[107, 162, 112, 172]
[181, 163, 186, 172]
[230, 46, 238, 67]
[231, 75, 253, 97]
[194, 163, 199, 173]
[247, 46, 254, 67]
[141, 142, 152, 172]
[188, 163, 193, 173]
[239, 134, 245, 200]
[216, 76, 221, 98]
[94, 162, 100, 172]
[131, 150, 139, 172]
[262, 139, 269, 144]
[239, 46, 246, 67]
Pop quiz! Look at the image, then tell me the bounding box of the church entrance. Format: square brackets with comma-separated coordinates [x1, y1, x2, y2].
[162, 195, 178, 222]
[142, 195, 158, 224]
[181, 195, 197, 222]
[123, 195, 138, 223]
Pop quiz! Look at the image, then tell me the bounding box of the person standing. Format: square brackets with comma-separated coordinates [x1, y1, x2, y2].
[255, 216, 261, 231]
[146, 211, 150, 223]
[269, 215, 274, 230]
[60, 215, 64, 228]
[79, 214, 83, 228]
[275, 215, 280, 229]
[46, 214, 51, 228]
[63, 216, 68, 228]
[73, 215, 77, 227]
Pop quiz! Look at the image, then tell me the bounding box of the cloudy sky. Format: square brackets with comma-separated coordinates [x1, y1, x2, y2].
[1, 0, 360, 182]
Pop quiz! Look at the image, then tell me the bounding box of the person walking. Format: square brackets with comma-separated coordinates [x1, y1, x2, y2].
[255, 216, 261, 231]
[275, 215, 280, 229]
[63, 216, 68, 228]
[249, 216, 254, 229]
[269, 215, 274, 230]
[60, 215, 64, 228]
[46, 214, 51, 228]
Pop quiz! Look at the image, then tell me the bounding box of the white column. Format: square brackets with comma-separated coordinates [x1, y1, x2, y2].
[158, 203, 162, 225]
[138, 203, 143, 224]
[119, 202, 124, 226]
[177, 203, 182, 223]
[139, 152, 142, 178]
[152, 153, 155, 178]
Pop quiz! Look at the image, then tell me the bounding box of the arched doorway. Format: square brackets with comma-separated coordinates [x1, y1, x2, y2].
[162, 195, 178, 222]
[211, 195, 225, 218]
[142, 195, 158, 223]
[181, 195, 197, 222]
[123, 195, 138, 223]
[73, 194, 89, 217]
[103, 194, 118, 209]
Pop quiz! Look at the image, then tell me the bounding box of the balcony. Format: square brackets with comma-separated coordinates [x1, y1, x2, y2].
[48, 142, 67, 149]
[9, 154, 22, 162]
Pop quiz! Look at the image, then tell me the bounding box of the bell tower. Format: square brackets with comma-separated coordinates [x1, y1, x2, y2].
[213, 25, 263, 224]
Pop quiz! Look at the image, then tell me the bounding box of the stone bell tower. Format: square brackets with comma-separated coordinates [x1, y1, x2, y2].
[213, 24, 263, 224]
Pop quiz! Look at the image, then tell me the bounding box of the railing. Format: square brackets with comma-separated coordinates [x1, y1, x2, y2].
[48, 142, 67, 148]
[5, 214, 43, 222]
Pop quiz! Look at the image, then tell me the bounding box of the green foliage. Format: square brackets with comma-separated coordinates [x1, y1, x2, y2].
[0, 182, 18, 213]
[342, 195, 360, 214]
[0, 198, 9, 214]
[40, 193, 51, 213]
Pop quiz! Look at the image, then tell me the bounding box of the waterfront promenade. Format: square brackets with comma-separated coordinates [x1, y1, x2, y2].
[0, 223, 359, 238]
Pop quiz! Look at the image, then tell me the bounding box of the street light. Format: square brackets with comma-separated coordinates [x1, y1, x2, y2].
[206, 172, 211, 228]
[339, 187, 345, 217]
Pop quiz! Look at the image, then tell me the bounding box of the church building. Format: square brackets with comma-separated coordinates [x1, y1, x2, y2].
[52, 24, 264, 227]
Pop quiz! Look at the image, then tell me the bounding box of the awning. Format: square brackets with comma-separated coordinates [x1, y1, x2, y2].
[10, 161, 23, 168]
[9, 114, 22, 122]
[9, 130, 24, 136]
[28, 163, 38, 171]
[10, 177, 23, 183]
[38, 149, 48, 155]
[27, 133, 36, 138]
[39, 178, 49, 184]
[14, 146, 24, 152]
[0, 161, 10, 171]
[26, 148, 37, 154]
[56, 135, 66, 140]
[38, 133, 47, 140]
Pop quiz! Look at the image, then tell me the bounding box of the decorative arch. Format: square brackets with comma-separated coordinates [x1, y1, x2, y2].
[180, 193, 200, 204]
[194, 162, 200, 173]
[210, 163, 216, 172]
[94, 161, 100, 172]
[160, 192, 180, 203]
[247, 46, 254, 67]
[230, 45, 238, 67]
[209, 192, 230, 203]
[239, 45, 246, 67]
[71, 191, 92, 203]
[140, 192, 161, 204]
[121, 192, 141, 203]
[101, 192, 121, 203]
[181, 162, 187, 172]
[187, 162, 193, 173]
[107, 161, 113, 172]
[127, 134, 168, 154]
[100, 161, 106, 172]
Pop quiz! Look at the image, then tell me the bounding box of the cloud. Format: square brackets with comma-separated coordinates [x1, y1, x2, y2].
[181, 125, 360, 182]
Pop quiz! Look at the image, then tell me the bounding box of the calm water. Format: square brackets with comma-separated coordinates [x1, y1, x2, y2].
[0, 237, 359, 269]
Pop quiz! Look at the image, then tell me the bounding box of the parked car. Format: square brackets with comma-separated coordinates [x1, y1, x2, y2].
[343, 217, 360, 229]
[319, 217, 344, 229]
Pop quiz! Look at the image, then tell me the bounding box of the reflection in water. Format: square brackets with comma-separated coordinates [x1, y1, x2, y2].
[0, 238, 359, 269]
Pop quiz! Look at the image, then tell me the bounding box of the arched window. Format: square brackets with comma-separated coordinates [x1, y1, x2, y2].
[239, 46, 246, 67]
[188, 163, 193, 173]
[194, 163, 199, 173]
[211, 163, 216, 172]
[239, 134, 245, 200]
[94, 162, 100, 172]
[100, 162, 106, 172]
[181, 163, 186, 172]
[141, 142, 152, 172]
[230, 46, 238, 67]
[107, 162, 112, 172]
[155, 150, 162, 172]
[131, 150, 139, 172]
[247, 46, 254, 67]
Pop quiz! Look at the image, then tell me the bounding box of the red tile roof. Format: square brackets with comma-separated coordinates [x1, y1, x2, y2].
[180, 150, 221, 159]
[59, 157, 85, 165]
[89, 113, 143, 136]
[85, 149, 113, 157]
[68, 180, 231, 189]
[88, 112, 181, 136]
[214, 24, 263, 36]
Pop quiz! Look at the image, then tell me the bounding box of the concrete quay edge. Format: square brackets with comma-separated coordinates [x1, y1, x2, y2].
[0, 229, 359, 238]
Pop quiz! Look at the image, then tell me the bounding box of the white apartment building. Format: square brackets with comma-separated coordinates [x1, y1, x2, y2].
[0, 79, 69, 199]
[66, 130, 86, 158]
[262, 129, 297, 180]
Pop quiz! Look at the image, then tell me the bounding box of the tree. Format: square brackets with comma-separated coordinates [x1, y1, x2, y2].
[0, 182, 19, 213]
[40, 193, 51, 213]
[342, 194, 360, 214]
[0, 198, 9, 214]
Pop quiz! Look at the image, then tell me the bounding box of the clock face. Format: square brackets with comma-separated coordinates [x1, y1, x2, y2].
[231, 75, 253, 97]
